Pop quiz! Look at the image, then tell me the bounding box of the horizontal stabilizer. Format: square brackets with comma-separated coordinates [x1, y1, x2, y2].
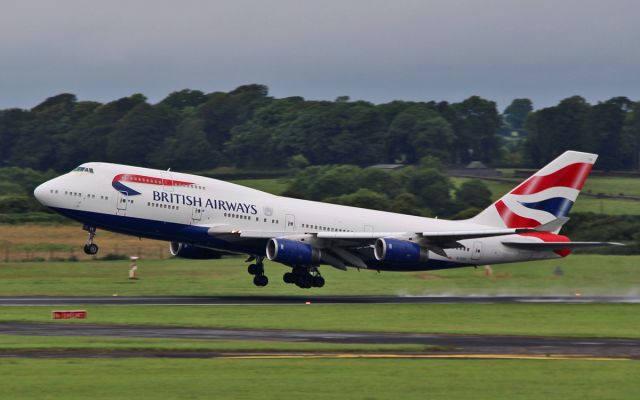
[502, 241, 624, 251]
[533, 217, 570, 232]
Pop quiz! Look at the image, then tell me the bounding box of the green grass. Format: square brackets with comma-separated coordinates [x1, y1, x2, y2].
[1, 303, 638, 338]
[569, 197, 640, 214]
[0, 255, 637, 296]
[1, 358, 637, 400]
[230, 178, 290, 195]
[451, 177, 640, 215]
[583, 176, 640, 197]
[15, 243, 75, 252]
[466, 174, 640, 197]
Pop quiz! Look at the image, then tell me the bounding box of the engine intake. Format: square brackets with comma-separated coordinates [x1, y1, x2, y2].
[266, 238, 321, 265]
[170, 242, 223, 259]
[374, 238, 429, 263]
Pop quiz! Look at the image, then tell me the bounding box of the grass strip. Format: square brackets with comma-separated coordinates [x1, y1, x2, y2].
[0, 358, 638, 400]
[1, 303, 639, 338]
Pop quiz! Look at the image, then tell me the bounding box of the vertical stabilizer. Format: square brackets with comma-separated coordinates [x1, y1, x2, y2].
[470, 151, 597, 231]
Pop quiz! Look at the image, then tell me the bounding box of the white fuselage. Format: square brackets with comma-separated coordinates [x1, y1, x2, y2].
[34, 162, 562, 271]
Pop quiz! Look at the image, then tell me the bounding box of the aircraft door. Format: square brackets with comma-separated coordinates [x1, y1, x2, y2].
[191, 206, 202, 224]
[472, 241, 482, 260]
[285, 214, 295, 231]
[364, 225, 374, 232]
[116, 191, 128, 216]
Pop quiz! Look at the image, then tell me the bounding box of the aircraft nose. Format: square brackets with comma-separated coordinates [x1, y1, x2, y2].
[33, 181, 50, 205]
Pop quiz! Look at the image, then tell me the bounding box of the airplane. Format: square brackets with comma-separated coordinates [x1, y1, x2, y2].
[33, 150, 621, 288]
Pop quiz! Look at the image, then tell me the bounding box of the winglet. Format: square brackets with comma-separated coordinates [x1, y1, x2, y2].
[533, 217, 570, 233]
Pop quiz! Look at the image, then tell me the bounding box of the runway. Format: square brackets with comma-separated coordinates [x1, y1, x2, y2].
[2, 295, 637, 359]
[0, 295, 638, 306]
[1, 322, 639, 358]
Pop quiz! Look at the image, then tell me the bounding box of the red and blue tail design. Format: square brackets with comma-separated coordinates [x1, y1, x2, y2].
[471, 151, 597, 231]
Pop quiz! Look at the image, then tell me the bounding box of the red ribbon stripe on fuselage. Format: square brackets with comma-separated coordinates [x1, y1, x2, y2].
[112, 174, 194, 196]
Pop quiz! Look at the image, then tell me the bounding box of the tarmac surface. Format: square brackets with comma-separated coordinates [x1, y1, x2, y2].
[0, 295, 638, 306]
[1, 322, 639, 359]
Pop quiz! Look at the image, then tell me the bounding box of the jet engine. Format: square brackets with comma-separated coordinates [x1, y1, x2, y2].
[266, 238, 322, 265]
[169, 242, 223, 259]
[374, 238, 429, 263]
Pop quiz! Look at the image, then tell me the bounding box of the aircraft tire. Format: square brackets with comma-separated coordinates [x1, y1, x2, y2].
[253, 274, 268, 287]
[312, 276, 325, 288]
[283, 272, 295, 284]
[84, 244, 99, 255]
[248, 264, 263, 275]
[295, 274, 313, 289]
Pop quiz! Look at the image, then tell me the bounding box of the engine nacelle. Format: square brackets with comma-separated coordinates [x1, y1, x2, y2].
[170, 242, 223, 259]
[374, 238, 429, 263]
[266, 238, 321, 265]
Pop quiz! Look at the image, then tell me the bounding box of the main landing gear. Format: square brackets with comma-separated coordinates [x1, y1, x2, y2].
[82, 225, 99, 255]
[283, 267, 325, 289]
[247, 257, 268, 287]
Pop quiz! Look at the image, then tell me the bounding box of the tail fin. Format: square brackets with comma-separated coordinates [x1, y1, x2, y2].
[471, 151, 597, 230]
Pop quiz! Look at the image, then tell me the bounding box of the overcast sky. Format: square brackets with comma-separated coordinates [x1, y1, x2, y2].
[1, 0, 639, 110]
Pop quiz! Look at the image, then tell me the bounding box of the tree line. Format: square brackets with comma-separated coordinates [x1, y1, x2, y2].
[4, 84, 637, 172]
[283, 161, 492, 219]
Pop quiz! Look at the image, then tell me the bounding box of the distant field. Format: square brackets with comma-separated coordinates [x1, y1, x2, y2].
[452, 175, 640, 198]
[0, 224, 169, 261]
[451, 176, 640, 215]
[583, 176, 640, 197]
[0, 255, 637, 296]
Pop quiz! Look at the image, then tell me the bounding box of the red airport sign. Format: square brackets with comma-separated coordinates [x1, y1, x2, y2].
[52, 310, 87, 319]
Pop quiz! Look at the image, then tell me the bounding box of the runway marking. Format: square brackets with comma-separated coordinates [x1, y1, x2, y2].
[225, 353, 632, 361]
[1, 295, 639, 306]
[0, 351, 632, 360]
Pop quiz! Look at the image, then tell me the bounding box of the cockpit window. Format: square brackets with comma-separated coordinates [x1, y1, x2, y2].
[73, 166, 94, 173]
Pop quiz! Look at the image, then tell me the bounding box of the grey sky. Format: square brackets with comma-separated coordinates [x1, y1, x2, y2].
[1, 0, 639, 110]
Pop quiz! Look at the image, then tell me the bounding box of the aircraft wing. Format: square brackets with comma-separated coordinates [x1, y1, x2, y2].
[207, 217, 569, 242]
[205, 217, 579, 267]
[502, 241, 624, 250]
[229, 227, 534, 245]
[314, 227, 544, 258]
[318, 227, 533, 241]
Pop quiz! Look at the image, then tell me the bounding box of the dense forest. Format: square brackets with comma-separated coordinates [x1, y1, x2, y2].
[1, 84, 639, 172]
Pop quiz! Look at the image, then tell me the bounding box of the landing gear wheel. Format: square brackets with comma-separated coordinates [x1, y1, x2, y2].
[247, 256, 267, 286]
[248, 264, 263, 275]
[312, 276, 325, 288]
[83, 243, 99, 255]
[295, 274, 313, 289]
[83, 225, 98, 255]
[283, 272, 295, 284]
[253, 274, 269, 287]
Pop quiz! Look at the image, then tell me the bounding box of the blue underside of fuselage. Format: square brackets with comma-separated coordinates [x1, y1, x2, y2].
[51, 207, 472, 272]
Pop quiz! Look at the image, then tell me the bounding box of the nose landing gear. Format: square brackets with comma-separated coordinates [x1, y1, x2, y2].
[82, 225, 99, 255]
